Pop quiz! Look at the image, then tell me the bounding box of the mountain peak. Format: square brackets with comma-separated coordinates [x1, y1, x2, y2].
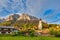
[5, 13, 38, 21]
[18, 13, 38, 21]
[6, 14, 20, 21]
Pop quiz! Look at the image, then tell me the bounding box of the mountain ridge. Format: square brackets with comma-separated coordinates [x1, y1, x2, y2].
[5, 13, 39, 21]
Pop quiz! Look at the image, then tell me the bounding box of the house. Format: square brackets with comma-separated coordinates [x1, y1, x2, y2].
[0, 26, 19, 34]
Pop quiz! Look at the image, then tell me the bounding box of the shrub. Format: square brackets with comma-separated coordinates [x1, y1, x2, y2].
[28, 29, 35, 36]
[49, 29, 57, 35]
[55, 30, 60, 37]
[10, 32, 16, 36]
[49, 29, 60, 37]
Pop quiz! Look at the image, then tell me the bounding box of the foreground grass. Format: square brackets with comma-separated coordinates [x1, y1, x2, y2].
[0, 36, 60, 40]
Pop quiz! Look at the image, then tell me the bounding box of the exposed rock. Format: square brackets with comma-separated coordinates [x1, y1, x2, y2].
[17, 14, 38, 21]
[0, 18, 5, 22]
[3, 13, 38, 21]
[6, 14, 20, 21]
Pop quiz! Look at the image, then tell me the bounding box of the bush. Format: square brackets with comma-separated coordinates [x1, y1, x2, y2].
[10, 31, 20, 36]
[28, 30, 35, 36]
[55, 31, 60, 37]
[49, 29, 57, 35]
[10, 32, 16, 36]
[49, 29, 60, 37]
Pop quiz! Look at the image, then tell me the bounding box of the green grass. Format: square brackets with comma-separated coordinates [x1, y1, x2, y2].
[0, 36, 60, 40]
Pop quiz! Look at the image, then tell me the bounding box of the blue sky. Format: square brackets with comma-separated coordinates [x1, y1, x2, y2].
[0, 0, 60, 24]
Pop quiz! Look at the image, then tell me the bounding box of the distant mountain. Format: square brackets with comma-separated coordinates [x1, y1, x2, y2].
[6, 14, 20, 21]
[0, 14, 49, 29]
[17, 14, 38, 21]
[6, 13, 38, 21]
[0, 18, 5, 22]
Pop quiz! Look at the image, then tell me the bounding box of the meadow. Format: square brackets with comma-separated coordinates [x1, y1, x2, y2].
[0, 36, 60, 40]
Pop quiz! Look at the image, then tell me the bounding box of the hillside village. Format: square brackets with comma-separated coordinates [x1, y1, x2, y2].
[0, 14, 60, 36]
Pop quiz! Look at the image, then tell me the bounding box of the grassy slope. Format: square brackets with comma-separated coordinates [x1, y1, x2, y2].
[0, 36, 60, 40]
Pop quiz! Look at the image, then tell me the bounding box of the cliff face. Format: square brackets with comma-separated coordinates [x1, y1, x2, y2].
[6, 14, 38, 21]
[0, 18, 5, 22]
[17, 14, 31, 21]
[17, 14, 38, 21]
[6, 14, 20, 21]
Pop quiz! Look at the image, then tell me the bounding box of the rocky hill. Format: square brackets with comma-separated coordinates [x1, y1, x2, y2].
[6, 14, 20, 21]
[0, 18, 5, 22]
[17, 14, 38, 21]
[6, 14, 38, 21]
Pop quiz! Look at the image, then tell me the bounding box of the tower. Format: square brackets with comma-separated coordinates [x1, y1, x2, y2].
[38, 19, 42, 30]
